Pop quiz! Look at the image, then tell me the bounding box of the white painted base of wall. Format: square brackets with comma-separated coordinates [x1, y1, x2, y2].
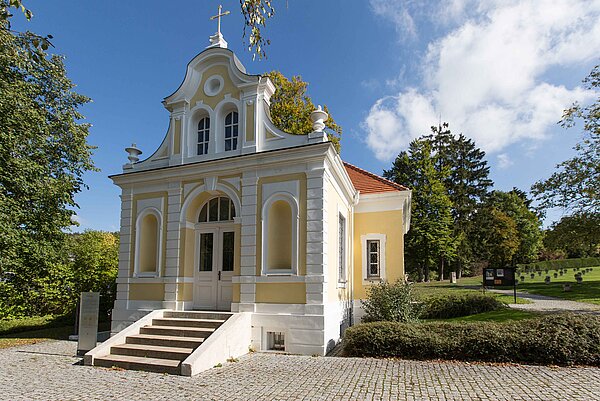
[353, 300, 366, 323]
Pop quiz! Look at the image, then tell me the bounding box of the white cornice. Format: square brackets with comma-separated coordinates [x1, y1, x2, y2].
[110, 143, 331, 187]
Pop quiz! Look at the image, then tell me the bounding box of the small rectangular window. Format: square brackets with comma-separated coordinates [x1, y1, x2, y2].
[338, 214, 346, 283]
[367, 240, 380, 278]
[267, 331, 285, 351]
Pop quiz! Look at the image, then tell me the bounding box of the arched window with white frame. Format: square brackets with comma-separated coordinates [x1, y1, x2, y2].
[261, 194, 299, 275]
[224, 111, 239, 151]
[135, 208, 162, 277]
[197, 117, 210, 155]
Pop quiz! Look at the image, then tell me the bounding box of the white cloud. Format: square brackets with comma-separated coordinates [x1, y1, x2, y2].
[364, 0, 600, 161]
[497, 153, 513, 169]
[369, 0, 418, 38]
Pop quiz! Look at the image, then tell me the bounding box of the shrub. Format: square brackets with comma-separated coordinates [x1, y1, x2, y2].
[343, 314, 600, 366]
[421, 294, 506, 319]
[361, 280, 421, 323]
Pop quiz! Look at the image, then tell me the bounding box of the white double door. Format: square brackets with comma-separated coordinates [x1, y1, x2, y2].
[193, 226, 235, 311]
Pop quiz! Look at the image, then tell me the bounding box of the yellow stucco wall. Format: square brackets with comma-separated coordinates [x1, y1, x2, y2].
[232, 283, 240, 303]
[256, 174, 307, 276]
[245, 103, 255, 142]
[182, 227, 195, 278]
[129, 283, 165, 301]
[176, 283, 193, 301]
[173, 119, 181, 155]
[190, 65, 241, 110]
[353, 209, 405, 300]
[255, 283, 306, 304]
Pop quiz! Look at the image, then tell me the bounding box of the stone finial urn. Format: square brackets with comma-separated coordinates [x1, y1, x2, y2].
[125, 143, 142, 164]
[310, 105, 328, 132]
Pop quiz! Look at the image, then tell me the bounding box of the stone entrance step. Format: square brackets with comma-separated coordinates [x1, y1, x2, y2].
[152, 317, 226, 329]
[111, 343, 194, 361]
[126, 333, 205, 349]
[94, 354, 181, 375]
[92, 310, 233, 375]
[139, 325, 215, 338]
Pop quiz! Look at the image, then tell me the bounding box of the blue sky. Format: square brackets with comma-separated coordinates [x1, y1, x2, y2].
[12, 0, 600, 231]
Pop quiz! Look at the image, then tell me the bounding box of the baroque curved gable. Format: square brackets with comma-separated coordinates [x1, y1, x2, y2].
[123, 47, 326, 173]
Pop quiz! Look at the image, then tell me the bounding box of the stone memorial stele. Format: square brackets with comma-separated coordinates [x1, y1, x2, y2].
[77, 292, 100, 356]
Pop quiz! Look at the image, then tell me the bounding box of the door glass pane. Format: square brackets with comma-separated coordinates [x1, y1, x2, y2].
[222, 231, 234, 272]
[209, 198, 219, 221]
[219, 197, 230, 221]
[199, 233, 213, 271]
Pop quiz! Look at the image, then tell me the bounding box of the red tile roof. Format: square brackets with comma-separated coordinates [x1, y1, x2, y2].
[343, 162, 409, 194]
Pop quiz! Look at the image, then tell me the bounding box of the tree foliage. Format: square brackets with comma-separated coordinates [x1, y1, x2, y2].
[425, 123, 493, 276]
[532, 65, 600, 213]
[0, 13, 95, 318]
[544, 212, 600, 258]
[240, 0, 275, 59]
[474, 207, 519, 268]
[482, 191, 543, 265]
[265, 70, 342, 152]
[385, 139, 456, 281]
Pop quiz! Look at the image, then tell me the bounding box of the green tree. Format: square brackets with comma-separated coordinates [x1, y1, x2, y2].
[473, 207, 519, 268]
[544, 212, 600, 258]
[426, 123, 493, 277]
[532, 65, 599, 213]
[265, 70, 342, 152]
[67, 231, 119, 317]
[483, 191, 543, 264]
[0, 23, 95, 317]
[384, 139, 456, 281]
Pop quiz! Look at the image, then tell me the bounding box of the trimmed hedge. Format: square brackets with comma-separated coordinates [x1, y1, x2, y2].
[421, 294, 505, 319]
[343, 314, 600, 366]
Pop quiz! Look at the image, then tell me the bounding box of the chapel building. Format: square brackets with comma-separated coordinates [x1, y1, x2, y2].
[108, 30, 411, 357]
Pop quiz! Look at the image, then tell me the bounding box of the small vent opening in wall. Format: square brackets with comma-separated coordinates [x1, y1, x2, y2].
[267, 331, 285, 351]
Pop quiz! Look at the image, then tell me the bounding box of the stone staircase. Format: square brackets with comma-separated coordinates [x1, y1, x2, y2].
[94, 311, 233, 375]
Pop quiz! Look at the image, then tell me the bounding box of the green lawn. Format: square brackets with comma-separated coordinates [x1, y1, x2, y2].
[412, 279, 531, 304]
[0, 314, 109, 349]
[511, 266, 600, 305]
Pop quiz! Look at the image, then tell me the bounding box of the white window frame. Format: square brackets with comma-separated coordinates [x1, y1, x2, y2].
[134, 207, 163, 278]
[224, 111, 239, 152]
[361, 234, 386, 284]
[338, 212, 347, 287]
[197, 116, 210, 155]
[261, 193, 299, 276]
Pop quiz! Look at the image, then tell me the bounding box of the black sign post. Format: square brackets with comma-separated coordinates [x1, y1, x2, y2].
[484, 267, 517, 303]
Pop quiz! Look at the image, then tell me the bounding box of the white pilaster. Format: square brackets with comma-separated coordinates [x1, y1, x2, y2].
[163, 182, 183, 309]
[238, 171, 258, 312]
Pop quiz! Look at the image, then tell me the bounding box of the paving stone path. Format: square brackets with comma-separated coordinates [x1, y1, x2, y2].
[2, 340, 600, 400]
[489, 288, 600, 313]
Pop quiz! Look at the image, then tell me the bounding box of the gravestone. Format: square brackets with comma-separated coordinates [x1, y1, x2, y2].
[77, 292, 99, 356]
[450, 271, 457, 284]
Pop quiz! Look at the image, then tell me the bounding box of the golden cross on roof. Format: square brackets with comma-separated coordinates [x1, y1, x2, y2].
[210, 4, 230, 36]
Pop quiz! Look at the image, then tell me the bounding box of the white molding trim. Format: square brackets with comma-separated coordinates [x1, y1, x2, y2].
[361, 233, 386, 284]
[180, 182, 242, 224]
[337, 204, 349, 288]
[261, 192, 299, 276]
[134, 207, 163, 278]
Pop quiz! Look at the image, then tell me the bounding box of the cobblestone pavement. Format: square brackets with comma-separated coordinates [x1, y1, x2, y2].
[489, 289, 600, 313]
[2, 341, 600, 400]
